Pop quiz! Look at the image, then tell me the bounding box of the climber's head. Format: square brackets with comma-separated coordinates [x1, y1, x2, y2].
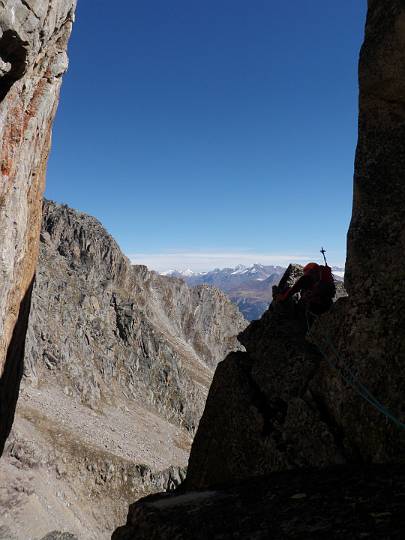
[303, 262, 319, 275]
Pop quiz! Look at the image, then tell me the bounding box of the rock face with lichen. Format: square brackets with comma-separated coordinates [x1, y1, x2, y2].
[0, 200, 246, 540]
[113, 2, 405, 537]
[0, 0, 76, 454]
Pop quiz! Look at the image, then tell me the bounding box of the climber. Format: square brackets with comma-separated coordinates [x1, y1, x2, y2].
[277, 262, 336, 318]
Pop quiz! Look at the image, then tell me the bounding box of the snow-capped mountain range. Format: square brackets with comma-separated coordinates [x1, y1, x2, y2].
[162, 263, 286, 281]
[163, 263, 345, 321]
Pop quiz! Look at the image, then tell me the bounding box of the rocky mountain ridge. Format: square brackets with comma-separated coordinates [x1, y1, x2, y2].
[24, 201, 246, 429]
[164, 263, 285, 280]
[0, 200, 246, 539]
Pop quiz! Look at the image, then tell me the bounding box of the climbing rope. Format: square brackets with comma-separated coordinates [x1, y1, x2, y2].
[306, 311, 405, 431]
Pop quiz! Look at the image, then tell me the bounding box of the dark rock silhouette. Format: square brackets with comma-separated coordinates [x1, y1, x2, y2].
[185, 265, 344, 490]
[0, 280, 33, 455]
[113, 1, 405, 537]
[113, 465, 405, 540]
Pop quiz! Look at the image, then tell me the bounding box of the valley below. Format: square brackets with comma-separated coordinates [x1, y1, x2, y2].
[0, 201, 246, 540]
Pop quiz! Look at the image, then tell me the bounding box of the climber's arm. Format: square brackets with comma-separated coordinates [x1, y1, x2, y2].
[277, 275, 310, 302]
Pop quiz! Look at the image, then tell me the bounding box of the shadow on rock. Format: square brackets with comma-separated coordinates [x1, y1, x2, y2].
[0, 279, 33, 456]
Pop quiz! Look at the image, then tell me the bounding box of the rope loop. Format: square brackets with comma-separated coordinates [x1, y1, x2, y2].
[306, 310, 405, 431]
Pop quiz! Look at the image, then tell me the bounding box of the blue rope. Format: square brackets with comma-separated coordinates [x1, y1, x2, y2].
[307, 312, 405, 431]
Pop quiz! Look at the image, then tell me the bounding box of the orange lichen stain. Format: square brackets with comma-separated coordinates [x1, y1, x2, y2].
[0, 98, 26, 179]
[1, 160, 10, 176]
[24, 78, 48, 126]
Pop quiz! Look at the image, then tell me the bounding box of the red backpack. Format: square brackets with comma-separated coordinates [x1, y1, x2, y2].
[310, 265, 336, 304]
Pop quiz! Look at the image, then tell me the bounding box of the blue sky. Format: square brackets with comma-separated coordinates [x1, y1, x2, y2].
[46, 0, 367, 271]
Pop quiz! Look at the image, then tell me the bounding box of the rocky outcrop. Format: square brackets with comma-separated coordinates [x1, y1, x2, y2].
[311, 0, 405, 463]
[113, 2, 405, 537]
[113, 464, 405, 540]
[0, 0, 76, 454]
[185, 265, 345, 489]
[25, 200, 245, 430]
[346, 0, 405, 297]
[0, 200, 246, 539]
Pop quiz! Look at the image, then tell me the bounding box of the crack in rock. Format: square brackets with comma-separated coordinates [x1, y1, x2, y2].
[0, 29, 28, 102]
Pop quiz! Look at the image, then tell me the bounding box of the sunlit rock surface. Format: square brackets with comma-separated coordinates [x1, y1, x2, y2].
[0, 0, 76, 453]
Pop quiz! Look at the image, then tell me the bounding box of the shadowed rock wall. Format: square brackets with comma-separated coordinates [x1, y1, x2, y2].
[185, 266, 346, 489]
[308, 0, 405, 463]
[113, 2, 405, 537]
[346, 0, 405, 297]
[0, 0, 76, 452]
[113, 464, 405, 540]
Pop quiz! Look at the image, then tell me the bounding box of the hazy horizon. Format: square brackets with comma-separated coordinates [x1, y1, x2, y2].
[129, 249, 345, 273]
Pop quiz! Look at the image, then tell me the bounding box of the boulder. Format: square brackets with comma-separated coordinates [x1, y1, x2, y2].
[113, 464, 405, 539]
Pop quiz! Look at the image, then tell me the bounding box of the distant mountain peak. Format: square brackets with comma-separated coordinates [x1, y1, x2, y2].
[181, 268, 195, 277]
[231, 265, 248, 275]
[162, 264, 288, 321]
[162, 268, 198, 278]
